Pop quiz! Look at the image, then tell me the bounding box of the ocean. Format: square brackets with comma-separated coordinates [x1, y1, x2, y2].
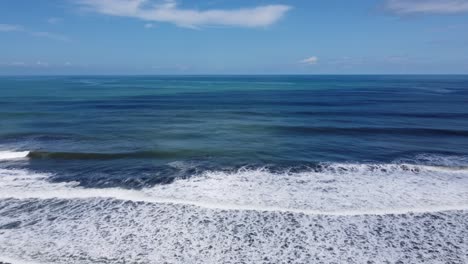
[0, 75, 467, 263]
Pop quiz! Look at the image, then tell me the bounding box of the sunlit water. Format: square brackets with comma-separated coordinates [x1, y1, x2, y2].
[1, 75, 467, 263]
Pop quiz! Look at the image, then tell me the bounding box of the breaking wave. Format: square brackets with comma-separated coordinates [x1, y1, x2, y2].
[0, 157, 467, 215]
[1, 153, 467, 263]
[0, 150, 30, 160]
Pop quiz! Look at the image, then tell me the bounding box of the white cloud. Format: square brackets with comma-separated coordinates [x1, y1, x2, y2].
[385, 0, 468, 14]
[144, 23, 154, 28]
[3, 61, 76, 68]
[0, 24, 24, 32]
[31, 31, 71, 42]
[11, 62, 26, 66]
[47, 17, 63, 24]
[300, 56, 319, 65]
[76, 0, 292, 28]
[385, 55, 410, 63]
[36, 61, 49, 67]
[0, 23, 70, 42]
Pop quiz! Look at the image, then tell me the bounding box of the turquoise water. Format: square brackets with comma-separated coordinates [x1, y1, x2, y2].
[0, 75, 467, 263]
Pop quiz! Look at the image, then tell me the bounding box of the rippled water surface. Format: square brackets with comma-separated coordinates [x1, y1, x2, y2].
[1, 75, 467, 263]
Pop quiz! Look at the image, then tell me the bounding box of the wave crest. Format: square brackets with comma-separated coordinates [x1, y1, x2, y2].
[1, 158, 467, 215]
[0, 151, 30, 160]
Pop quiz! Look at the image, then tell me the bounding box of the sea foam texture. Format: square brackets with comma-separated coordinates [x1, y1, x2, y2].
[0, 150, 29, 160]
[1, 198, 467, 263]
[0, 163, 467, 215]
[0, 154, 467, 263]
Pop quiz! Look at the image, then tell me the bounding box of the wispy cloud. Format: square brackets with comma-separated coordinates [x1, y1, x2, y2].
[4, 61, 75, 68]
[385, 0, 468, 14]
[151, 64, 192, 71]
[31, 31, 71, 42]
[0, 23, 70, 42]
[76, 0, 292, 28]
[47, 17, 63, 24]
[0, 24, 24, 32]
[35, 61, 49, 67]
[10, 61, 26, 66]
[385, 55, 411, 63]
[144, 23, 154, 28]
[300, 56, 319, 65]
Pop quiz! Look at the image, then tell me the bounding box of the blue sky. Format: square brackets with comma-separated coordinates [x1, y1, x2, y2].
[1, 0, 468, 75]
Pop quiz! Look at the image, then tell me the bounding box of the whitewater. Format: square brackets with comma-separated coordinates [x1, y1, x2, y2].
[0, 150, 467, 263]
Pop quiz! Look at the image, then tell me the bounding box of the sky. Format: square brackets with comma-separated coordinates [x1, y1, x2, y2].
[1, 0, 468, 75]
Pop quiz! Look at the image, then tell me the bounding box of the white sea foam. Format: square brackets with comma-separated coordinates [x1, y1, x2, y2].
[0, 196, 466, 263]
[0, 150, 29, 160]
[0, 256, 44, 264]
[1, 159, 467, 263]
[0, 162, 467, 216]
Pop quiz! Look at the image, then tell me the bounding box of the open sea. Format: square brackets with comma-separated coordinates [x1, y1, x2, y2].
[0, 75, 467, 263]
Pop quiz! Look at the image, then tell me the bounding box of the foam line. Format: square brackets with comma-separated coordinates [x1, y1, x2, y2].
[1, 187, 467, 216]
[1, 162, 467, 216]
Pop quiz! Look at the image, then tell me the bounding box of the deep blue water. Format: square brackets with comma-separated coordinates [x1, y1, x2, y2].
[1, 75, 467, 263]
[1, 75, 468, 188]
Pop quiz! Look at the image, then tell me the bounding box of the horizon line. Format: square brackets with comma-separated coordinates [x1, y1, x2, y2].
[1, 73, 468, 77]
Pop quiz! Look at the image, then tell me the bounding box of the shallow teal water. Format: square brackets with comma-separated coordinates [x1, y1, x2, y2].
[1, 75, 468, 187]
[0, 75, 467, 263]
